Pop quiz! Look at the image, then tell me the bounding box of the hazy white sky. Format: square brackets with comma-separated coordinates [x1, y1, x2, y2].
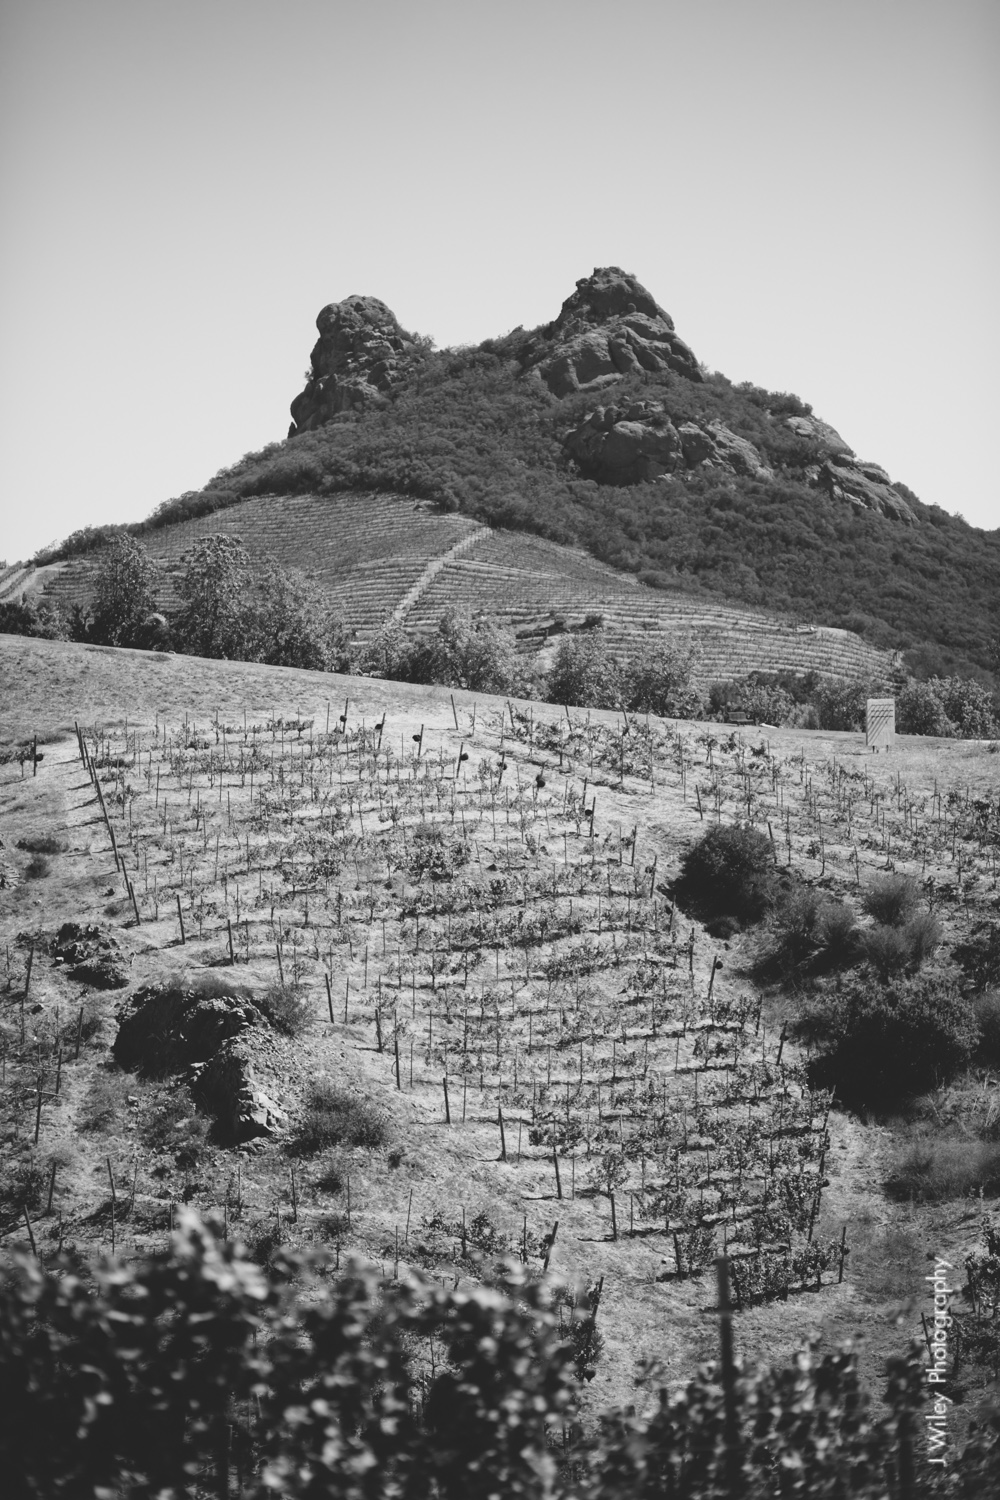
[1, 0, 997, 563]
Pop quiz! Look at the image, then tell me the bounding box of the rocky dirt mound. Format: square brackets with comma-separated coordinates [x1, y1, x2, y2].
[54, 922, 131, 988]
[113, 978, 290, 1141]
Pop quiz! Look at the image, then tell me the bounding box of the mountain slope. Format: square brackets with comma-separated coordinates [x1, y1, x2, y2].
[38, 268, 999, 683]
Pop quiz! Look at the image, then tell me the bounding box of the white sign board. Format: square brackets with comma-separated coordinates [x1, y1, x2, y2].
[866, 698, 895, 750]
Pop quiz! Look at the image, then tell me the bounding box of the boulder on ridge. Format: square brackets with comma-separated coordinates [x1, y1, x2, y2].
[288, 294, 425, 435]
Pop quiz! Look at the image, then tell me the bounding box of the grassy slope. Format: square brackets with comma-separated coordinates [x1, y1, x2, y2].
[3, 633, 999, 1427]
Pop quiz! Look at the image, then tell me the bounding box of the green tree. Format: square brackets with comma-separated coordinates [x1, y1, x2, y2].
[546, 631, 624, 710]
[256, 565, 353, 672]
[622, 639, 706, 718]
[90, 535, 159, 647]
[896, 679, 955, 736]
[173, 535, 259, 660]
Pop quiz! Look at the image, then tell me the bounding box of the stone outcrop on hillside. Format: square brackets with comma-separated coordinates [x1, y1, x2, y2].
[114, 982, 289, 1141]
[564, 402, 771, 486]
[288, 295, 424, 435]
[55, 922, 130, 988]
[522, 267, 703, 396]
[816, 454, 917, 524]
[784, 414, 854, 457]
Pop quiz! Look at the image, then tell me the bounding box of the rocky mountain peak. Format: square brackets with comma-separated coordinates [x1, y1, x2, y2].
[521, 265, 703, 397]
[288, 294, 424, 435]
[554, 266, 673, 330]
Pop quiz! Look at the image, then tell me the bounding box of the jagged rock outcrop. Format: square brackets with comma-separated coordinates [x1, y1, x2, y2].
[563, 402, 683, 483]
[524, 267, 703, 396]
[564, 403, 771, 486]
[784, 414, 854, 457]
[114, 982, 289, 1141]
[288, 295, 424, 435]
[817, 454, 917, 524]
[54, 922, 130, 989]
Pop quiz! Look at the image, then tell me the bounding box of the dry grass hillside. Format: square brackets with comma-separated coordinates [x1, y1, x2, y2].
[34, 490, 892, 682]
[2, 633, 998, 1434]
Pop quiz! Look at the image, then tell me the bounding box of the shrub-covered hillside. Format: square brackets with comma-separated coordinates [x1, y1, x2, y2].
[40, 268, 1000, 683]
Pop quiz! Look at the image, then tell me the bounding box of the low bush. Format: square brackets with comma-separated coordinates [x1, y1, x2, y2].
[955, 926, 1000, 991]
[15, 835, 68, 855]
[254, 982, 312, 1037]
[808, 975, 979, 1109]
[974, 990, 1000, 1065]
[860, 913, 942, 981]
[762, 889, 858, 976]
[860, 873, 922, 927]
[23, 856, 51, 880]
[674, 822, 777, 929]
[290, 1083, 389, 1155]
[885, 1136, 1000, 1203]
[79, 1070, 132, 1132]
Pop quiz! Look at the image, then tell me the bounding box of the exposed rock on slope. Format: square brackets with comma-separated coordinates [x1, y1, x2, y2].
[289, 295, 425, 435]
[564, 402, 772, 486]
[55, 922, 130, 988]
[817, 455, 917, 524]
[523, 266, 703, 396]
[114, 982, 289, 1141]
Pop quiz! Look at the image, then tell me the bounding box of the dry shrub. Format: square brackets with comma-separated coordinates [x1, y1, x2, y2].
[860, 873, 921, 928]
[886, 1137, 1000, 1203]
[79, 1070, 132, 1132]
[24, 856, 51, 880]
[290, 1084, 388, 1156]
[16, 835, 68, 855]
[861, 914, 943, 980]
[254, 982, 312, 1037]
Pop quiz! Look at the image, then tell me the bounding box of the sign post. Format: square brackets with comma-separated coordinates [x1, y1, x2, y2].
[866, 698, 895, 752]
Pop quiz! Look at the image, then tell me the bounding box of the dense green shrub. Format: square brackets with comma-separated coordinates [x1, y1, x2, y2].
[896, 679, 955, 737]
[673, 823, 777, 929]
[357, 609, 527, 694]
[813, 677, 875, 731]
[809, 974, 979, 1108]
[0, 595, 67, 641]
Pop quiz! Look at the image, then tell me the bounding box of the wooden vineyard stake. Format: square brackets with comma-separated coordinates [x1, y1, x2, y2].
[227, 919, 235, 964]
[552, 1146, 562, 1199]
[542, 1220, 558, 1271]
[838, 1225, 848, 1283]
[443, 1076, 451, 1124]
[394, 1030, 402, 1090]
[176, 893, 186, 945]
[22, 1206, 37, 1257]
[498, 1105, 507, 1161]
[450, 694, 459, 731]
[325, 972, 334, 1023]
